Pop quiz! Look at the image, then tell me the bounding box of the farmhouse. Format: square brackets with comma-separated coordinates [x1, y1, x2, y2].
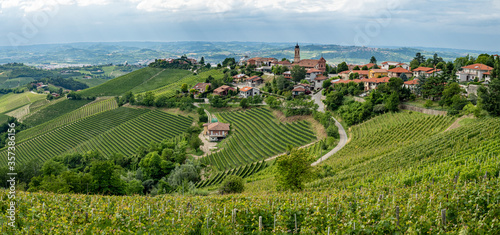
[387, 67, 412, 79]
[246, 75, 263, 87]
[412, 67, 443, 78]
[203, 122, 230, 142]
[192, 83, 211, 93]
[369, 69, 389, 79]
[363, 77, 391, 91]
[381, 61, 409, 70]
[283, 71, 292, 79]
[306, 68, 323, 80]
[456, 63, 493, 82]
[213, 85, 235, 96]
[240, 86, 260, 98]
[232, 73, 247, 82]
[313, 75, 328, 90]
[349, 70, 369, 79]
[404, 79, 419, 93]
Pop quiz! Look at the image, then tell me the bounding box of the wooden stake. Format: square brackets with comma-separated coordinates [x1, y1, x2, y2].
[259, 216, 263, 232]
[396, 206, 400, 227]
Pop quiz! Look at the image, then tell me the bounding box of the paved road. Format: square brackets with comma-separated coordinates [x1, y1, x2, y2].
[310, 89, 348, 166]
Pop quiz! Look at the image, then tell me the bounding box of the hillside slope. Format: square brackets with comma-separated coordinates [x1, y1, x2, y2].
[78, 68, 191, 97]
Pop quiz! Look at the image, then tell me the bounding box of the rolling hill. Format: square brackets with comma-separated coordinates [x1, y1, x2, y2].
[5, 114, 500, 234]
[77, 68, 192, 97]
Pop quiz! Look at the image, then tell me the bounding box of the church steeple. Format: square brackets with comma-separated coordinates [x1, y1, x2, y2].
[294, 43, 300, 63]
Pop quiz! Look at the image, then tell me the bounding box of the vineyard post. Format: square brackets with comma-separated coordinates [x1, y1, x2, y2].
[395, 206, 400, 227]
[223, 206, 225, 217]
[259, 216, 263, 232]
[441, 209, 446, 226]
[294, 213, 297, 232]
[148, 205, 151, 217]
[327, 227, 330, 235]
[273, 213, 276, 231]
[172, 218, 174, 225]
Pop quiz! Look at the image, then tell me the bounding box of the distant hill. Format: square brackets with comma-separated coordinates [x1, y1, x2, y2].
[1, 41, 498, 66]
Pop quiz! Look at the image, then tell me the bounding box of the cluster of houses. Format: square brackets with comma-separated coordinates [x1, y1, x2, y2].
[333, 61, 495, 93]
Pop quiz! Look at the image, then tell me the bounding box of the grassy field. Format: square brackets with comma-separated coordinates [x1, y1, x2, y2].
[22, 99, 93, 127]
[0, 92, 46, 114]
[75, 77, 108, 88]
[200, 108, 317, 171]
[0, 112, 9, 124]
[78, 68, 192, 97]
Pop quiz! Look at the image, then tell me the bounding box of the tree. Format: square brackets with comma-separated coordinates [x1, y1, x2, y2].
[479, 61, 500, 116]
[167, 160, 202, 187]
[400, 73, 408, 81]
[324, 91, 344, 111]
[222, 58, 236, 67]
[200, 57, 205, 65]
[337, 62, 349, 73]
[291, 65, 306, 82]
[361, 65, 369, 70]
[439, 82, 464, 107]
[240, 98, 249, 108]
[414, 52, 426, 64]
[370, 56, 377, 64]
[181, 83, 188, 93]
[322, 79, 332, 89]
[190, 135, 202, 151]
[275, 148, 313, 191]
[139, 152, 174, 181]
[143, 91, 155, 106]
[90, 161, 126, 195]
[349, 72, 359, 80]
[219, 175, 244, 194]
[385, 92, 400, 112]
[353, 66, 360, 70]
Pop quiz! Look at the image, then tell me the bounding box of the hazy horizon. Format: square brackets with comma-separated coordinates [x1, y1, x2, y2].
[1, 0, 500, 51]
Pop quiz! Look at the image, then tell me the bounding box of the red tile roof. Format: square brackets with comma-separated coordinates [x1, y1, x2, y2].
[307, 68, 323, 73]
[462, 63, 493, 71]
[412, 67, 434, 72]
[364, 77, 391, 83]
[404, 79, 419, 85]
[388, 67, 411, 73]
[246, 75, 262, 81]
[333, 79, 363, 84]
[207, 122, 230, 131]
[351, 70, 369, 75]
[213, 85, 235, 93]
[240, 86, 253, 92]
[192, 82, 211, 90]
[362, 63, 376, 68]
[293, 87, 306, 92]
[426, 69, 442, 74]
[338, 70, 351, 74]
[314, 75, 328, 81]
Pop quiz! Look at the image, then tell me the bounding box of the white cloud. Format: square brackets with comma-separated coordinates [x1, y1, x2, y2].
[0, 0, 111, 13]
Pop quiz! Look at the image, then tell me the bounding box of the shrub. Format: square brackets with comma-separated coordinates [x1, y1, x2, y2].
[219, 175, 244, 194]
[423, 100, 433, 108]
[326, 137, 335, 146]
[326, 125, 339, 139]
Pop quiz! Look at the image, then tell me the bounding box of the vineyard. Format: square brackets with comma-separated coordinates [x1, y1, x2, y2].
[197, 161, 267, 188]
[0, 107, 192, 165]
[77, 68, 162, 97]
[2, 174, 500, 234]
[128, 69, 192, 94]
[16, 98, 118, 143]
[147, 69, 223, 97]
[22, 99, 93, 127]
[65, 109, 193, 157]
[0, 92, 46, 114]
[200, 108, 317, 170]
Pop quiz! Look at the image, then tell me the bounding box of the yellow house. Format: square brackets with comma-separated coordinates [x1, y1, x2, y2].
[369, 69, 389, 79]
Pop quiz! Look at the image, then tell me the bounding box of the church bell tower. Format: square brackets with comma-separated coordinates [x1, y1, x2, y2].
[294, 43, 300, 63]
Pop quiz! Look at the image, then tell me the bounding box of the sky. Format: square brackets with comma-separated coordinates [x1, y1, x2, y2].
[1, 0, 500, 51]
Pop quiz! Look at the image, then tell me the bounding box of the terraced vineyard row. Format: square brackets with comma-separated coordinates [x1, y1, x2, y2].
[196, 161, 267, 188]
[147, 70, 223, 97]
[16, 98, 118, 142]
[0, 107, 149, 165]
[78, 68, 164, 97]
[65, 110, 192, 157]
[321, 112, 455, 174]
[335, 117, 500, 188]
[200, 108, 316, 170]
